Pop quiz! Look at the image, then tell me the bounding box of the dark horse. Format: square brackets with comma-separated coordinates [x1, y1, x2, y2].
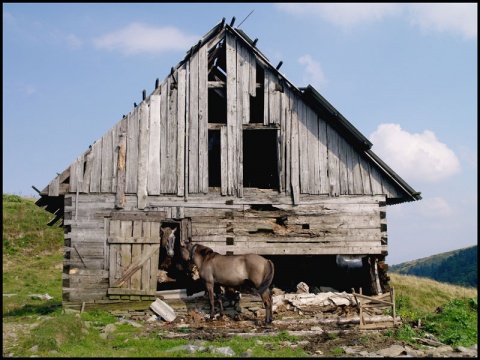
[179, 240, 275, 324]
[159, 226, 177, 271]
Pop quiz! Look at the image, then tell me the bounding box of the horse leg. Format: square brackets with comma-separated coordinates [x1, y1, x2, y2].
[214, 284, 225, 317]
[259, 288, 273, 324]
[206, 282, 216, 321]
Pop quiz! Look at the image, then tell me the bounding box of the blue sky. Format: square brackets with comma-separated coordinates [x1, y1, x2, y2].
[3, 3, 477, 265]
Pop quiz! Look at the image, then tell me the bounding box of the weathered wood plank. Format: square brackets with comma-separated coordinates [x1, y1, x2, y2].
[198, 45, 209, 193]
[248, 50, 256, 97]
[120, 221, 133, 288]
[306, 106, 319, 194]
[167, 75, 178, 194]
[126, 109, 139, 194]
[188, 53, 199, 193]
[359, 154, 373, 195]
[112, 122, 119, 193]
[131, 220, 143, 289]
[327, 125, 340, 196]
[226, 32, 237, 196]
[267, 70, 280, 125]
[338, 136, 349, 195]
[109, 220, 121, 285]
[89, 138, 102, 193]
[108, 236, 161, 244]
[137, 101, 149, 208]
[220, 126, 228, 195]
[69, 154, 83, 193]
[115, 117, 127, 208]
[101, 128, 114, 193]
[148, 94, 161, 195]
[159, 80, 169, 193]
[290, 96, 300, 205]
[82, 149, 93, 194]
[176, 67, 186, 196]
[298, 100, 310, 193]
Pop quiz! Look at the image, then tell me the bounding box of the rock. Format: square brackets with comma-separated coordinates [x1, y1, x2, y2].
[28, 345, 39, 353]
[457, 345, 478, 356]
[212, 346, 236, 356]
[375, 344, 406, 357]
[104, 324, 116, 333]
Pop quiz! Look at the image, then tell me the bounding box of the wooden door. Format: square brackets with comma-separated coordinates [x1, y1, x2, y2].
[107, 215, 164, 297]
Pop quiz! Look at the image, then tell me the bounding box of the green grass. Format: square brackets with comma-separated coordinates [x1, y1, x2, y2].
[2, 194, 478, 357]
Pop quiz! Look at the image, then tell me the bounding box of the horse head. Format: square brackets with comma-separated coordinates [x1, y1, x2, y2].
[160, 227, 177, 258]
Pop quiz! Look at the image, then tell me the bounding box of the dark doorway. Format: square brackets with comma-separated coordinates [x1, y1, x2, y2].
[243, 130, 278, 189]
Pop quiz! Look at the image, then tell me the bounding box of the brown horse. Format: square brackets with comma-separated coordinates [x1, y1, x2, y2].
[179, 240, 275, 324]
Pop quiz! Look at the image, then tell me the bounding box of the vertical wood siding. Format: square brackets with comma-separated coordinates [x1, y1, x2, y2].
[60, 30, 407, 202]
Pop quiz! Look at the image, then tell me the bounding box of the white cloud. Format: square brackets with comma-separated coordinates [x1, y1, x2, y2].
[276, 3, 401, 29]
[93, 23, 199, 56]
[65, 34, 83, 50]
[369, 123, 461, 183]
[406, 3, 477, 40]
[416, 197, 454, 218]
[298, 54, 327, 89]
[276, 3, 477, 39]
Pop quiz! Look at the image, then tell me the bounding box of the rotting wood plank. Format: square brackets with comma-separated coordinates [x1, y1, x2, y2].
[148, 94, 161, 195]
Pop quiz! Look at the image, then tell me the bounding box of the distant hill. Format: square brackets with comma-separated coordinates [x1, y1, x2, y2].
[390, 246, 477, 288]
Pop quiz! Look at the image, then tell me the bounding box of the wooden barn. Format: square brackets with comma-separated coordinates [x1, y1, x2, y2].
[34, 18, 421, 310]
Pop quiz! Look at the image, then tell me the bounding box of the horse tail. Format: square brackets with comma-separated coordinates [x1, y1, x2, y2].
[257, 259, 275, 295]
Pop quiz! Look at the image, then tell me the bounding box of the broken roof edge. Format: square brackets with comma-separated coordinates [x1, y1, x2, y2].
[364, 149, 422, 204]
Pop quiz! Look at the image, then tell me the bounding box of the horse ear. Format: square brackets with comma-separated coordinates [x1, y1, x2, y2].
[172, 227, 177, 233]
[160, 228, 164, 235]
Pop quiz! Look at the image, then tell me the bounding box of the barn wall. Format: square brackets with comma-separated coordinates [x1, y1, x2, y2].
[62, 191, 386, 304]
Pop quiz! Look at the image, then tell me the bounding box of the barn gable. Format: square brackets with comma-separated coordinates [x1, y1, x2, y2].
[33, 18, 421, 307]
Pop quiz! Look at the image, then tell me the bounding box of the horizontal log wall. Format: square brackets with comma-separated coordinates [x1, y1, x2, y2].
[62, 192, 386, 304]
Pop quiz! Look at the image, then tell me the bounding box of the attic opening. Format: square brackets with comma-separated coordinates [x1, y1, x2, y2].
[243, 129, 279, 189]
[208, 39, 227, 124]
[249, 63, 264, 123]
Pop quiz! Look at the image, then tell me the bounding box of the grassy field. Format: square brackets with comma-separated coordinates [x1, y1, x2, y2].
[3, 194, 477, 357]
